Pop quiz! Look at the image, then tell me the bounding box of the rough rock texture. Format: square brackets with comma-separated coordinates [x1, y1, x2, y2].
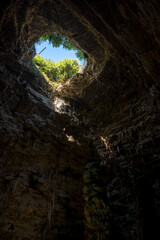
[0, 0, 160, 239]
[83, 162, 109, 240]
[0, 62, 90, 240]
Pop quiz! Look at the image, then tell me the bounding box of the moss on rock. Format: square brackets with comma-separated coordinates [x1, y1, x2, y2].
[83, 162, 110, 239]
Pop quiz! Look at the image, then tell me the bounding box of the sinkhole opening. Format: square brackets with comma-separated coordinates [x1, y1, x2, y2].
[30, 32, 87, 87]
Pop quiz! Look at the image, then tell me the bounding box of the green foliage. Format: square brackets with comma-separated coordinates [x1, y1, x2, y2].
[37, 32, 86, 62]
[33, 55, 80, 83]
[29, 61, 44, 80]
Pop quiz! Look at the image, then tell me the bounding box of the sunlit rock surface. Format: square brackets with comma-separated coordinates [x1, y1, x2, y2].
[0, 0, 160, 239]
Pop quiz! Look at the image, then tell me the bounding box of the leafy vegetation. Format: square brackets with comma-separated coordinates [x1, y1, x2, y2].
[37, 32, 86, 62]
[33, 55, 80, 83]
[31, 32, 86, 86]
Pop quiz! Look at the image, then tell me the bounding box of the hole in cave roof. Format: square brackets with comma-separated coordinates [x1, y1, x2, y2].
[29, 32, 87, 87]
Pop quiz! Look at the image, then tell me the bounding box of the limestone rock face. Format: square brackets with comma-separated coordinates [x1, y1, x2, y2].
[83, 162, 109, 240]
[0, 62, 90, 240]
[0, 0, 160, 240]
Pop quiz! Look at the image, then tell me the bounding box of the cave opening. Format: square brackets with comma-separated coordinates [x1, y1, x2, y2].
[28, 32, 88, 88]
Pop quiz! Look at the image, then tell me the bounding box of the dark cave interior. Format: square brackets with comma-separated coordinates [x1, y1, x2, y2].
[0, 1, 160, 239]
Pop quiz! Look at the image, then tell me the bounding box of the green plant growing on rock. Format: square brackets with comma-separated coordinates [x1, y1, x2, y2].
[33, 55, 80, 83]
[83, 162, 110, 240]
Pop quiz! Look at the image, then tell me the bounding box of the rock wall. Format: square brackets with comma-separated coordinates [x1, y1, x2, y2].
[0, 0, 160, 239]
[0, 62, 90, 239]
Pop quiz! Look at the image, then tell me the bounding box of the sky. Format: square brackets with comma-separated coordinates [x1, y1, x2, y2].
[35, 40, 81, 63]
